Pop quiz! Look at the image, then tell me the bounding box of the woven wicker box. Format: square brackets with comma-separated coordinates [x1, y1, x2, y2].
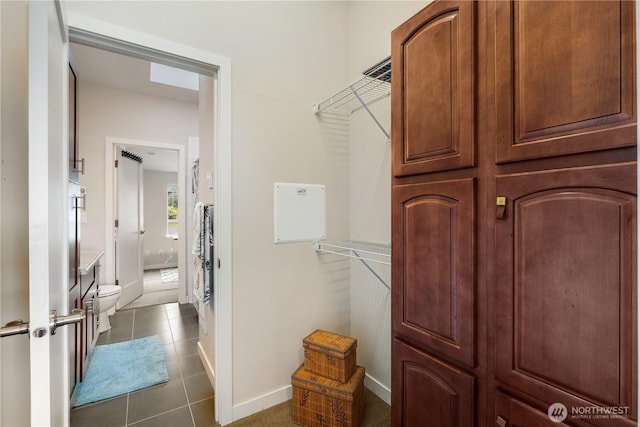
[291, 364, 365, 427]
[303, 330, 357, 383]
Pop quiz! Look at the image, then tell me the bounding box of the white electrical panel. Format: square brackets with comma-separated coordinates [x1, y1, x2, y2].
[274, 182, 326, 244]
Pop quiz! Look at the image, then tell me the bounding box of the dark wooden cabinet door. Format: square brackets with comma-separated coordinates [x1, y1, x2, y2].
[392, 178, 475, 367]
[495, 0, 636, 163]
[392, 339, 475, 427]
[68, 284, 81, 393]
[68, 60, 80, 182]
[495, 391, 573, 427]
[391, 0, 475, 177]
[495, 162, 637, 425]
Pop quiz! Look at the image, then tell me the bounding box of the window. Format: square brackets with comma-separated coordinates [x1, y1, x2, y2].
[167, 184, 178, 237]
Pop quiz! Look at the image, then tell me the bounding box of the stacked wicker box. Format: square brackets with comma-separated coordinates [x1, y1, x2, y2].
[292, 330, 365, 427]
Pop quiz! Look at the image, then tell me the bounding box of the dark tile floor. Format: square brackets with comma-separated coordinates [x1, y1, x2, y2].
[71, 303, 215, 427]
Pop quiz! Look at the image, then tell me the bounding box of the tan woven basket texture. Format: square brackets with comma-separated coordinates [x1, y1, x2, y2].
[291, 364, 365, 427]
[303, 330, 357, 383]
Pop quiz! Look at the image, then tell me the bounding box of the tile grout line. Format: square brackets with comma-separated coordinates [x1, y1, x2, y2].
[124, 393, 130, 427]
[126, 404, 192, 426]
[165, 304, 201, 426]
[169, 304, 198, 426]
[125, 308, 136, 426]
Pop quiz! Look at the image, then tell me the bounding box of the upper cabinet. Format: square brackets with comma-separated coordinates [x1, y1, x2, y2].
[495, 1, 636, 163]
[68, 58, 80, 183]
[392, 1, 476, 177]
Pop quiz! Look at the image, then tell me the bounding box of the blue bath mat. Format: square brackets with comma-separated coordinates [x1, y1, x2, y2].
[73, 335, 168, 407]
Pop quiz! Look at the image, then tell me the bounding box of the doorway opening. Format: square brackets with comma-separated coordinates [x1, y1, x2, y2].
[67, 22, 233, 425]
[105, 139, 186, 309]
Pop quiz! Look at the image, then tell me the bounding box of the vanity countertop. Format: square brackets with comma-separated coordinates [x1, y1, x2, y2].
[79, 249, 104, 275]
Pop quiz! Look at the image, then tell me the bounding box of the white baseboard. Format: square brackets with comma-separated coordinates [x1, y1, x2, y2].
[232, 384, 292, 422]
[228, 373, 390, 422]
[364, 373, 391, 405]
[197, 341, 215, 389]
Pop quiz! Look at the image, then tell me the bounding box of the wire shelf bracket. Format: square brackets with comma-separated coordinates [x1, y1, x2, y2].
[314, 240, 391, 292]
[312, 57, 391, 143]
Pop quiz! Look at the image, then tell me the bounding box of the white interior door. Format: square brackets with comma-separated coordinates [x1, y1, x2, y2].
[28, 1, 73, 425]
[115, 147, 144, 307]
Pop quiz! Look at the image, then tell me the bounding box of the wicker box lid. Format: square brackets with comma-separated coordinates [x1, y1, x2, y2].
[302, 329, 357, 359]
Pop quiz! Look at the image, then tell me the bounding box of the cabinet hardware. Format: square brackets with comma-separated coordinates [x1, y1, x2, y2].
[496, 196, 506, 219]
[75, 157, 85, 175]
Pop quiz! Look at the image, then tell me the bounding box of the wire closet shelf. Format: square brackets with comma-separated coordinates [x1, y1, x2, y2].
[314, 240, 391, 292]
[313, 57, 391, 141]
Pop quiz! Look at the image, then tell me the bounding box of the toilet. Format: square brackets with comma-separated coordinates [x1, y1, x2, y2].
[98, 285, 121, 333]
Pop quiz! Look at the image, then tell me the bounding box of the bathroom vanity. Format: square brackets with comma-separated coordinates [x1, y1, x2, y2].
[69, 249, 103, 391]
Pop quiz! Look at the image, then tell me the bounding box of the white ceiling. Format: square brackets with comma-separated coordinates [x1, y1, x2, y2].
[70, 42, 198, 173]
[70, 42, 199, 104]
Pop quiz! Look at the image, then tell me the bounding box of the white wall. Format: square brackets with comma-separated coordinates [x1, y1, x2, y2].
[346, 1, 426, 404]
[143, 170, 179, 269]
[63, 0, 426, 421]
[77, 82, 198, 285]
[0, 2, 30, 426]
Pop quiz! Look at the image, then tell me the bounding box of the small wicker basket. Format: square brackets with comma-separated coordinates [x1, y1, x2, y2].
[303, 329, 357, 383]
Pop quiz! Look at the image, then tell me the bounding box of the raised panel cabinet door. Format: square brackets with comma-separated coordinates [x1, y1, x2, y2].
[68, 60, 80, 183]
[495, 162, 637, 426]
[495, 391, 573, 427]
[392, 339, 475, 427]
[495, 1, 636, 163]
[392, 0, 475, 177]
[392, 178, 475, 367]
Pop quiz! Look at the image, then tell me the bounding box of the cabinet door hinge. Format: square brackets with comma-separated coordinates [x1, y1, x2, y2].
[114, 159, 119, 168]
[115, 219, 119, 228]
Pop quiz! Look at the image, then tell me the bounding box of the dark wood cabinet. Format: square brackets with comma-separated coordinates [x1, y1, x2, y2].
[391, 0, 476, 177]
[69, 59, 81, 182]
[494, 1, 636, 163]
[392, 178, 476, 367]
[495, 162, 637, 426]
[391, 1, 636, 426]
[495, 391, 572, 427]
[68, 283, 81, 391]
[68, 57, 81, 395]
[79, 262, 100, 382]
[392, 339, 475, 427]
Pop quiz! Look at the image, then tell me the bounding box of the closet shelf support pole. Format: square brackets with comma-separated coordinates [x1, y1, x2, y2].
[350, 87, 390, 142]
[352, 250, 391, 293]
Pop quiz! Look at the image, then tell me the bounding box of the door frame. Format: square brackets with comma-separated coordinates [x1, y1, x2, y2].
[106, 138, 187, 305]
[67, 14, 233, 424]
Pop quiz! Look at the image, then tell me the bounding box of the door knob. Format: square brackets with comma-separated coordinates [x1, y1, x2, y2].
[49, 308, 85, 335]
[1, 308, 85, 338]
[0, 319, 29, 338]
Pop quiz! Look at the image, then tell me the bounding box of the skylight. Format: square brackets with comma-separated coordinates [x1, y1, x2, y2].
[149, 62, 199, 91]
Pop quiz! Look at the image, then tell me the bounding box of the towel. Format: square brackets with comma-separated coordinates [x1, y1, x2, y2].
[193, 256, 204, 301]
[192, 202, 204, 256]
